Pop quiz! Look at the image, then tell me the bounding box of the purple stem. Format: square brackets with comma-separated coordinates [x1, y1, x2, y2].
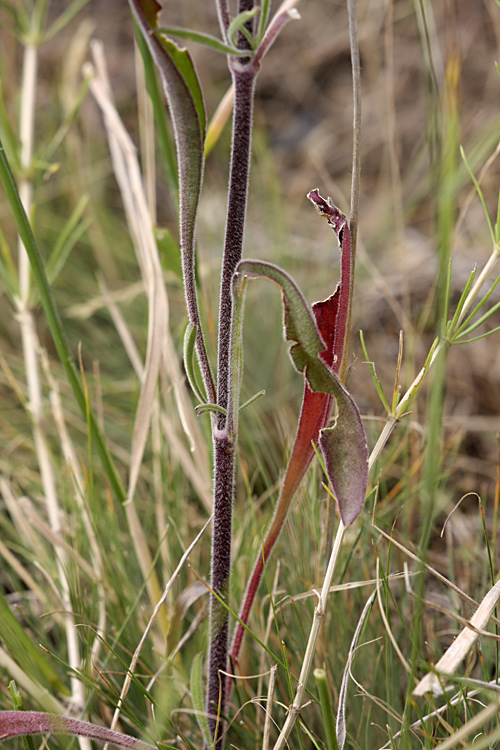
[207, 436, 236, 744]
[215, 0, 231, 40]
[0, 712, 155, 750]
[215, 66, 256, 426]
[208, 31, 257, 750]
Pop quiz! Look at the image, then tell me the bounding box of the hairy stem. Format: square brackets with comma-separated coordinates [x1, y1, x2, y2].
[208, 46, 258, 749]
[207, 436, 236, 746]
[216, 67, 256, 423]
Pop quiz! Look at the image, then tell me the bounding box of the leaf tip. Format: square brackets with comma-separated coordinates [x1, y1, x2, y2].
[307, 189, 348, 241]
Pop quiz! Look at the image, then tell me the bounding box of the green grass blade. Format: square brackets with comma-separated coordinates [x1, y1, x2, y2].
[447, 267, 476, 340]
[190, 653, 211, 746]
[461, 145, 496, 244]
[0, 135, 126, 505]
[455, 323, 500, 344]
[313, 668, 338, 750]
[45, 194, 91, 286]
[359, 330, 391, 414]
[0, 220, 19, 298]
[456, 298, 500, 339]
[455, 273, 500, 336]
[43, 0, 90, 41]
[0, 81, 19, 170]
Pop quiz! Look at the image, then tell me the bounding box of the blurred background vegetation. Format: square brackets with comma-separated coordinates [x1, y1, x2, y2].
[1, 0, 500, 748]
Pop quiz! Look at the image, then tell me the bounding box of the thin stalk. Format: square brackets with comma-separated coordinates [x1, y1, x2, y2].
[272, 521, 346, 750]
[345, 0, 361, 380]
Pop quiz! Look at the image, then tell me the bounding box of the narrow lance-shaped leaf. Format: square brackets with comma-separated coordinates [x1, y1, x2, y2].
[231, 193, 357, 665]
[128, 0, 215, 401]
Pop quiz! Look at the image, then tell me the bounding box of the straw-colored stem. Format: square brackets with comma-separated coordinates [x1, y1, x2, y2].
[273, 521, 345, 750]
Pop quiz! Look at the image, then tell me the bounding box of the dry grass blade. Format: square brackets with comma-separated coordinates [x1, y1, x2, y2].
[429, 698, 500, 750]
[262, 664, 277, 750]
[413, 579, 500, 696]
[86, 42, 168, 507]
[380, 679, 500, 749]
[273, 521, 346, 750]
[86, 41, 210, 510]
[337, 589, 376, 750]
[45, 353, 107, 662]
[98, 278, 212, 511]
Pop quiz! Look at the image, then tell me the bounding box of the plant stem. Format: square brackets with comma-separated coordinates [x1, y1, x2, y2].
[207, 46, 258, 745]
[273, 521, 346, 750]
[215, 67, 256, 422]
[342, 0, 361, 382]
[207, 435, 236, 745]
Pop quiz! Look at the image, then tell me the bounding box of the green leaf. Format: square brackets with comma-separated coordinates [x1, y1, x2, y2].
[154, 225, 182, 279]
[8, 683, 36, 750]
[129, 0, 205, 225]
[157, 27, 248, 57]
[155, 32, 206, 137]
[257, 0, 272, 43]
[130, 0, 215, 404]
[239, 389, 265, 411]
[232, 260, 368, 526]
[183, 322, 207, 404]
[227, 8, 260, 49]
[190, 653, 211, 747]
[134, 22, 178, 191]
